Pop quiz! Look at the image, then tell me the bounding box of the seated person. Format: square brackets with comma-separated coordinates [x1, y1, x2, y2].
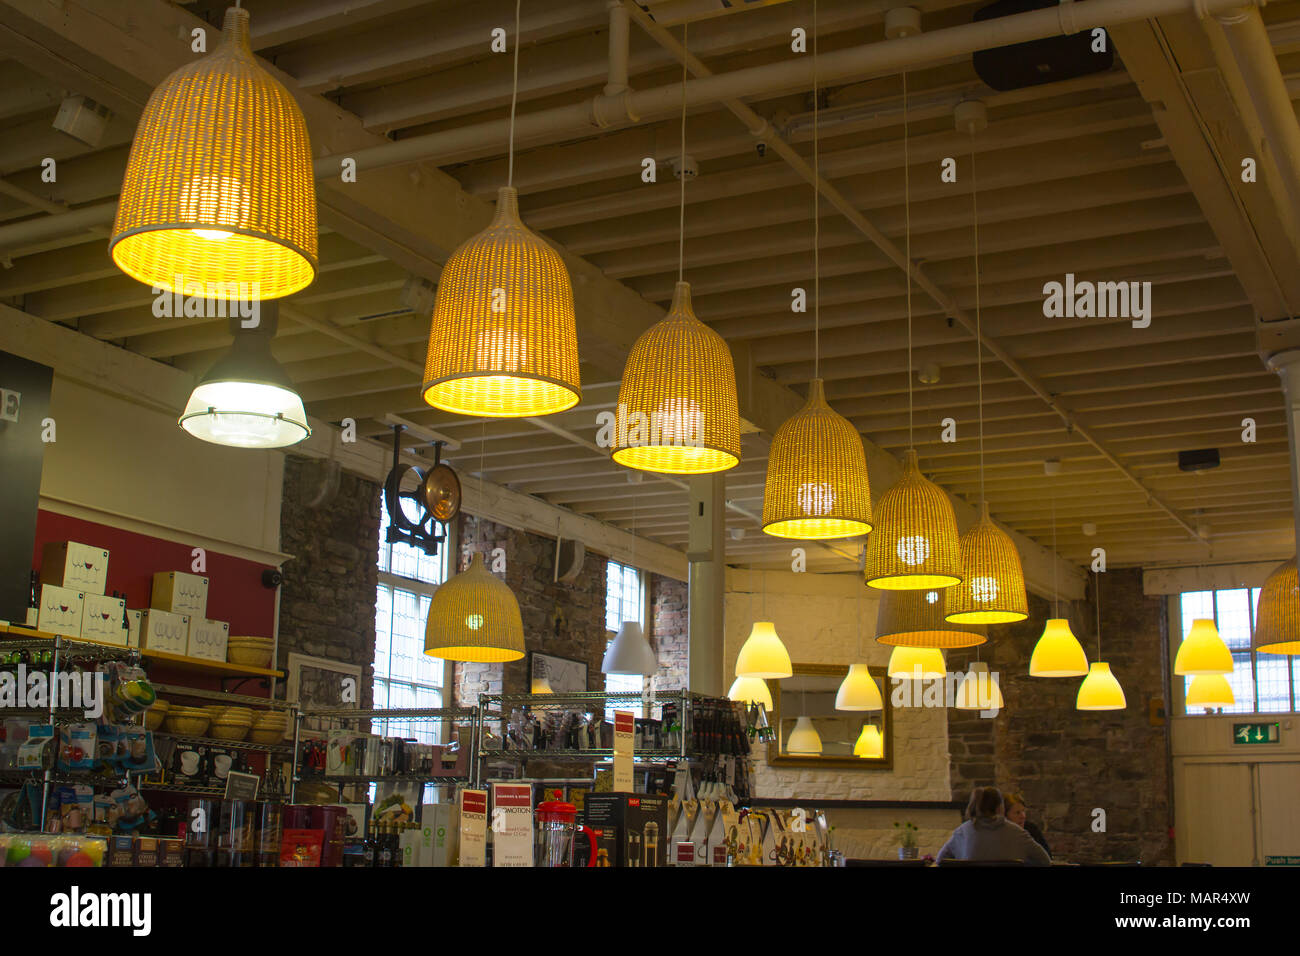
[1004, 791, 1052, 858]
[936, 786, 1050, 866]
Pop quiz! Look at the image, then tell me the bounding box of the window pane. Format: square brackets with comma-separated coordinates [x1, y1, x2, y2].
[604, 664, 642, 721]
[1180, 591, 1213, 636]
[1216, 589, 1251, 649]
[1256, 655, 1291, 713]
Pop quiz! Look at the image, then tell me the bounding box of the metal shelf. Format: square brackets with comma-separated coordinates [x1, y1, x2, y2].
[303, 774, 469, 785]
[154, 732, 293, 755]
[478, 748, 683, 761]
[0, 628, 139, 659]
[152, 683, 292, 710]
[137, 780, 286, 800]
[299, 707, 475, 721]
[0, 768, 127, 787]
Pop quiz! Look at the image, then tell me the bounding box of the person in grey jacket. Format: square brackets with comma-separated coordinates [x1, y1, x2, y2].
[937, 786, 1051, 866]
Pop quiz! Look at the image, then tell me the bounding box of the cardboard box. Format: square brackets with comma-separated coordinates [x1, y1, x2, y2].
[583, 793, 669, 867]
[134, 836, 159, 867]
[125, 609, 142, 648]
[80, 593, 126, 646]
[108, 835, 134, 868]
[586, 825, 618, 868]
[41, 541, 109, 596]
[158, 838, 184, 867]
[36, 584, 84, 638]
[187, 618, 229, 662]
[151, 571, 208, 619]
[139, 609, 190, 655]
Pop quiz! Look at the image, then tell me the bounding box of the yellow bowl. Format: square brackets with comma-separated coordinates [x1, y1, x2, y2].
[248, 728, 287, 745]
[164, 714, 210, 736]
[144, 702, 169, 732]
[226, 646, 273, 668]
[209, 721, 252, 742]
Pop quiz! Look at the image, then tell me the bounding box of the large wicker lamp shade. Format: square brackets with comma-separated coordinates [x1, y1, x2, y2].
[1253, 557, 1300, 654]
[945, 501, 1028, 623]
[865, 449, 962, 590]
[875, 587, 985, 649]
[422, 186, 581, 417]
[611, 281, 740, 474]
[109, 7, 317, 300]
[423, 553, 525, 662]
[762, 379, 872, 539]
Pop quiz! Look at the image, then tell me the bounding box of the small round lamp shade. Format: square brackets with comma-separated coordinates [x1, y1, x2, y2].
[955, 661, 1004, 711]
[1174, 618, 1234, 675]
[886, 645, 946, 680]
[422, 186, 581, 417]
[786, 715, 823, 755]
[865, 449, 962, 590]
[762, 378, 872, 539]
[854, 724, 884, 758]
[875, 587, 986, 648]
[835, 664, 883, 711]
[1076, 661, 1127, 711]
[1185, 674, 1235, 709]
[602, 621, 657, 676]
[1029, 619, 1088, 677]
[110, 7, 317, 300]
[423, 553, 525, 662]
[945, 502, 1028, 623]
[1253, 557, 1300, 654]
[727, 676, 774, 711]
[735, 621, 792, 679]
[612, 281, 740, 474]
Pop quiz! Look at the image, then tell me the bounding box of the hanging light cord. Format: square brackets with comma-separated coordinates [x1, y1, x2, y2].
[678, 23, 689, 282]
[1051, 494, 1059, 618]
[1095, 570, 1102, 660]
[812, 0, 820, 380]
[507, 0, 522, 187]
[904, 70, 913, 450]
[971, 130, 985, 510]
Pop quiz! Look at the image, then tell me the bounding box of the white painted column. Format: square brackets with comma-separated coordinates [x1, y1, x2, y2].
[1268, 350, 1300, 556]
[687, 473, 726, 695]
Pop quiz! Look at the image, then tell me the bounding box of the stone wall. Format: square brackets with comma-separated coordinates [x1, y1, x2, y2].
[650, 573, 689, 690]
[453, 515, 608, 704]
[277, 458, 381, 708]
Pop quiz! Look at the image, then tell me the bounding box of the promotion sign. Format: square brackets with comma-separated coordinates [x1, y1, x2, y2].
[458, 789, 487, 867]
[491, 783, 534, 867]
[613, 710, 634, 792]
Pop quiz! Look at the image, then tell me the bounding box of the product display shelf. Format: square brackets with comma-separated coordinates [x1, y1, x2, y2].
[0, 768, 127, 788]
[151, 682, 293, 710]
[136, 779, 286, 799]
[154, 731, 293, 755]
[0, 626, 138, 659]
[141, 648, 283, 679]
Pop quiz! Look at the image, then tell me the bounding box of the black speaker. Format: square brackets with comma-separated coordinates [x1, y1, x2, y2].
[972, 0, 1115, 92]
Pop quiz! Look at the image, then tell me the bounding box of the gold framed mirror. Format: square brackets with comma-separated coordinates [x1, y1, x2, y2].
[765, 662, 893, 769]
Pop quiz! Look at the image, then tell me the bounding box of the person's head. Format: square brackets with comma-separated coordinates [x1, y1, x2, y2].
[967, 785, 1004, 820]
[1004, 791, 1028, 827]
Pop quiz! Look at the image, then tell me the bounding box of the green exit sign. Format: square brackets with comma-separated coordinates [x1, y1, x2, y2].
[1233, 722, 1280, 745]
[1266, 856, 1300, 866]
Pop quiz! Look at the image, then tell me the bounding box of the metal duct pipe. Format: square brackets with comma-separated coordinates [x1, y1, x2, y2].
[0, 0, 1267, 253]
[604, 0, 631, 97]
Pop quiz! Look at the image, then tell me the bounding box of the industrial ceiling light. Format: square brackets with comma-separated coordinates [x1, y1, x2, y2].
[875, 586, 985, 649]
[762, 6, 872, 539]
[886, 645, 946, 680]
[786, 715, 823, 756]
[853, 723, 884, 759]
[601, 620, 658, 676]
[422, 0, 580, 418]
[1185, 674, 1234, 710]
[727, 675, 774, 711]
[735, 621, 792, 679]
[110, 6, 317, 300]
[424, 553, 525, 662]
[1076, 571, 1125, 710]
[179, 304, 310, 448]
[955, 660, 1004, 711]
[835, 664, 883, 711]
[1173, 618, 1234, 675]
[612, 23, 739, 474]
[1253, 557, 1300, 654]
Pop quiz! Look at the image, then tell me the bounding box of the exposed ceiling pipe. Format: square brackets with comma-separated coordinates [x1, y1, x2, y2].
[0, 0, 1269, 255]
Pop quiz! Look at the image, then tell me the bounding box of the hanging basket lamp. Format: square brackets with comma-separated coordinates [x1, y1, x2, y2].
[865, 449, 962, 590]
[875, 587, 985, 649]
[1253, 557, 1300, 654]
[945, 501, 1027, 623]
[423, 553, 525, 662]
[762, 378, 872, 539]
[612, 282, 740, 475]
[110, 6, 317, 300]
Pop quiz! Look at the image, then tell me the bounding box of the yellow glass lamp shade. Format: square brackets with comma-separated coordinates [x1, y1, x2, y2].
[423, 553, 525, 662]
[786, 715, 823, 755]
[835, 664, 883, 711]
[611, 281, 740, 474]
[875, 587, 986, 649]
[865, 449, 962, 590]
[854, 724, 884, 759]
[1029, 619, 1088, 677]
[886, 645, 946, 680]
[422, 186, 581, 417]
[735, 621, 792, 679]
[955, 661, 1004, 711]
[1174, 618, 1234, 676]
[530, 676, 554, 695]
[945, 501, 1028, 624]
[727, 676, 774, 711]
[109, 7, 317, 299]
[762, 378, 872, 539]
[1253, 557, 1300, 654]
[1185, 674, 1235, 709]
[1076, 661, 1127, 711]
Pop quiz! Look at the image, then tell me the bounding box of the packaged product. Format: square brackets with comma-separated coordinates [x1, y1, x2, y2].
[16, 724, 55, 770]
[57, 723, 96, 772]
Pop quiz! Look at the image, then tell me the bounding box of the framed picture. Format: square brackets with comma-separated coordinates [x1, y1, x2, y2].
[528, 651, 587, 695]
[285, 653, 364, 735]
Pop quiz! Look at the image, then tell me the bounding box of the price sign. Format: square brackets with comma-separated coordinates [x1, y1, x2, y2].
[613, 710, 634, 792]
[222, 771, 260, 801]
[490, 783, 534, 867]
[458, 790, 487, 867]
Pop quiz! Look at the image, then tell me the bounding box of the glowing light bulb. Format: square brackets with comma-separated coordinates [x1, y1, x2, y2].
[180, 175, 249, 240]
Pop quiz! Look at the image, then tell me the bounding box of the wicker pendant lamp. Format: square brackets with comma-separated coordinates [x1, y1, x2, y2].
[423, 553, 525, 662]
[1076, 572, 1126, 710]
[763, 7, 871, 537]
[110, 6, 317, 300]
[422, 1, 580, 418]
[612, 24, 739, 474]
[1253, 557, 1300, 654]
[876, 586, 985, 649]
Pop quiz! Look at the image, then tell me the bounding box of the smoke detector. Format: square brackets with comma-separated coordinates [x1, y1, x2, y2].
[884, 7, 922, 39]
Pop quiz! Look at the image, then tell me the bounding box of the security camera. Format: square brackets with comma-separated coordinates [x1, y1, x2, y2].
[756, 142, 767, 158]
[261, 569, 284, 589]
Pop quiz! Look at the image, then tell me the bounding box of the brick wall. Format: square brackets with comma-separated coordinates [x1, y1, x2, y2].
[650, 573, 688, 690]
[276, 457, 380, 709]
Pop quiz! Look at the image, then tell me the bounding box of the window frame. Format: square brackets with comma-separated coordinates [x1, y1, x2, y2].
[603, 559, 652, 718]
